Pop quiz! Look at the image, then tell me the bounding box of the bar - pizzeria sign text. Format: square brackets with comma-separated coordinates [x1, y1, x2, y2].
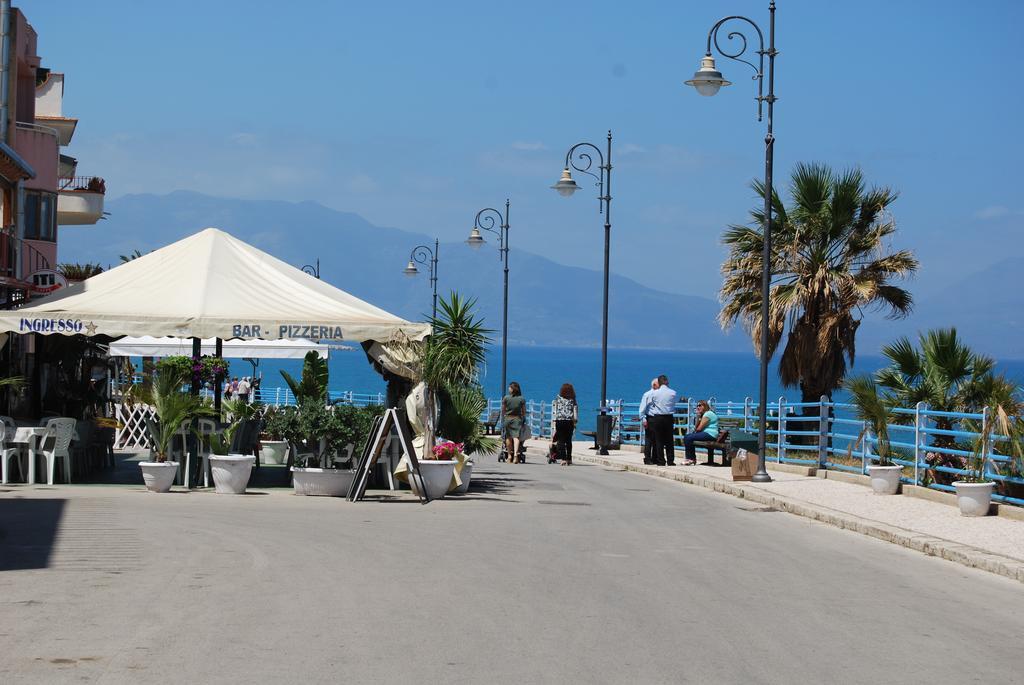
[232, 323, 344, 339]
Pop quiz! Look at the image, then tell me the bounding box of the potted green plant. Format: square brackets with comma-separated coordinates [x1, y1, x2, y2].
[846, 376, 902, 495]
[291, 401, 383, 496]
[138, 369, 213, 493]
[259, 405, 291, 465]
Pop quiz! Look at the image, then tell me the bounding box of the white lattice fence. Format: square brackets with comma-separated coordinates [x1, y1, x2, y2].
[115, 403, 156, 450]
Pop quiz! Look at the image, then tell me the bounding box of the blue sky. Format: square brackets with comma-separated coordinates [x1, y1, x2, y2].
[26, 0, 1024, 302]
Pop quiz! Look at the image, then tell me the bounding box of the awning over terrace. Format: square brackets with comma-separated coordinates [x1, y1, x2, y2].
[108, 336, 334, 359]
[0, 227, 431, 345]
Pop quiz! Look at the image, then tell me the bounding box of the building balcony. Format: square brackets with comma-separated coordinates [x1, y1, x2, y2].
[57, 176, 105, 225]
[34, 115, 77, 146]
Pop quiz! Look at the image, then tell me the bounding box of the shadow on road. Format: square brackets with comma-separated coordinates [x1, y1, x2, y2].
[0, 498, 67, 571]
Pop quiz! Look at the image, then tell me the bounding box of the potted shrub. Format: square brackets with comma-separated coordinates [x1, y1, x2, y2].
[291, 401, 384, 497]
[138, 369, 212, 493]
[846, 376, 902, 495]
[259, 405, 290, 465]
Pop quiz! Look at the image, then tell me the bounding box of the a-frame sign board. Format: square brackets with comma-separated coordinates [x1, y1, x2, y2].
[347, 407, 429, 503]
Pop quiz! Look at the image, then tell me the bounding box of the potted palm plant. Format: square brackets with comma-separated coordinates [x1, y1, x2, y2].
[954, 391, 1022, 516]
[204, 420, 252, 495]
[436, 385, 499, 494]
[415, 293, 499, 496]
[846, 375, 902, 495]
[138, 369, 212, 493]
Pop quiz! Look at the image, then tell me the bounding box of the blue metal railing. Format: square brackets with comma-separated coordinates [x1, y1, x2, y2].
[573, 395, 1023, 508]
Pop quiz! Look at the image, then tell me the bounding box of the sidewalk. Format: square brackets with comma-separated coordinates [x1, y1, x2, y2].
[570, 441, 1024, 584]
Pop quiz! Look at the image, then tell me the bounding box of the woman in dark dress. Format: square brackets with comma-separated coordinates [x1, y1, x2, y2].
[502, 382, 526, 464]
[552, 383, 578, 465]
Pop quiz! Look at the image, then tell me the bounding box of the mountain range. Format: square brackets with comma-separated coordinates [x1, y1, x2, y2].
[55, 191, 1022, 359]
[56, 191, 749, 351]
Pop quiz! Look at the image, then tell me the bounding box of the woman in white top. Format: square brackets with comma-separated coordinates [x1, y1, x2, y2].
[552, 383, 578, 465]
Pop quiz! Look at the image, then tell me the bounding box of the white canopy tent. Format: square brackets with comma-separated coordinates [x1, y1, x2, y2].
[0, 227, 431, 347]
[108, 336, 333, 359]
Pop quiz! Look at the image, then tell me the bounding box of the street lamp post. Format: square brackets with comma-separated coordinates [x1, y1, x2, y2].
[466, 200, 511, 458]
[403, 238, 439, 321]
[685, 1, 777, 483]
[551, 131, 613, 456]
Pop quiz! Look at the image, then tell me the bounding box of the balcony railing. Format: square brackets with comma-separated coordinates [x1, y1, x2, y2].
[59, 176, 106, 194]
[0, 225, 52, 281]
[15, 121, 59, 138]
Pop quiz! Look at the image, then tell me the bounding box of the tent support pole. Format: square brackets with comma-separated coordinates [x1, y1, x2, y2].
[189, 337, 201, 488]
[214, 338, 223, 413]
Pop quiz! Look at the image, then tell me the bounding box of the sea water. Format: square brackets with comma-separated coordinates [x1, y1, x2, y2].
[244, 346, 1024, 432]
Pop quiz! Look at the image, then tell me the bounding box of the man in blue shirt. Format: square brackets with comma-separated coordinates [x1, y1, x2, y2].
[648, 374, 678, 466]
[638, 378, 659, 464]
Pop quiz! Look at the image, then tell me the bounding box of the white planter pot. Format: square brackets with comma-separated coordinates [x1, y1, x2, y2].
[139, 461, 179, 493]
[452, 461, 474, 495]
[409, 459, 457, 500]
[260, 440, 288, 465]
[867, 464, 902, 495]
[291, 468, 355, 497]
[953, 481, 994, 517]
[209, 454, 255, 494]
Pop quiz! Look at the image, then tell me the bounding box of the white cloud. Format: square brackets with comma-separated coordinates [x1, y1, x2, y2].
[618, 143, 646, 156]
[974, 205, 1017, 220]
[511, 141, 546, 151]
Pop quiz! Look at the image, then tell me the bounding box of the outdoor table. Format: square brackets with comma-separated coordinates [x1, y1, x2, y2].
[10, 426, 49, 484]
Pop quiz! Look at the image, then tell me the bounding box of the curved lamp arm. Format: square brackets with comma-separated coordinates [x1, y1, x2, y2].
[474, 207, 507, 257]
[564, 141, 608, 213]
[703, 14, 771, 120]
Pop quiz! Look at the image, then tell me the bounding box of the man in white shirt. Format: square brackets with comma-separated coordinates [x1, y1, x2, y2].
[638, 378, 659, 464]
[237, 376, 251, 404]
[648, 374, 678, 466]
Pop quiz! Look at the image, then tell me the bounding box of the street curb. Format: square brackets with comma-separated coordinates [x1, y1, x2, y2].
[577, 454, 1024, 585]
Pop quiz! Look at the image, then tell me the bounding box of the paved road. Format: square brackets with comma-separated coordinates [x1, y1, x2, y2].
[1, 454, 1021, 684]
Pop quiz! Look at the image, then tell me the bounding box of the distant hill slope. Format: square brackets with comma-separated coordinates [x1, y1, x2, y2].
[57, 191, 749, 351]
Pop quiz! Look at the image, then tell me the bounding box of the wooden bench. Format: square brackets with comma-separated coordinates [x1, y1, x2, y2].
[690, 418, 752, 466]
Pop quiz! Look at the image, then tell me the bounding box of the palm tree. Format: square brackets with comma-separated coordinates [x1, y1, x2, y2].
[58, 263, 104, 280]
[720, 162, 918, 408]
[876, 328, 1021, 485]
[119, 249, 144, 263]
[845, 375, 893, 465]
[422, 292, 491, 390]
[876, 328, 998, 447]
[419, 292, 493, 454]
[141, 368, 214, 462]
[280, 350, 329, 404]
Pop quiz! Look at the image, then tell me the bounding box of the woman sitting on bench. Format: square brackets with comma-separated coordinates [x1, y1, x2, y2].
[683, 400, 718, 465]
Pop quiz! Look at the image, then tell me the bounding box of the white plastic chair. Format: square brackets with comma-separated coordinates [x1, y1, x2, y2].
[194, 419, 219, 488]
[0, 415, 24, 484]
[39, 417, 77, 485]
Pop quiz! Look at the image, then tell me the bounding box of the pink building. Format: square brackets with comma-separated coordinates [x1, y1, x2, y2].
[0, 1, 105, 306]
